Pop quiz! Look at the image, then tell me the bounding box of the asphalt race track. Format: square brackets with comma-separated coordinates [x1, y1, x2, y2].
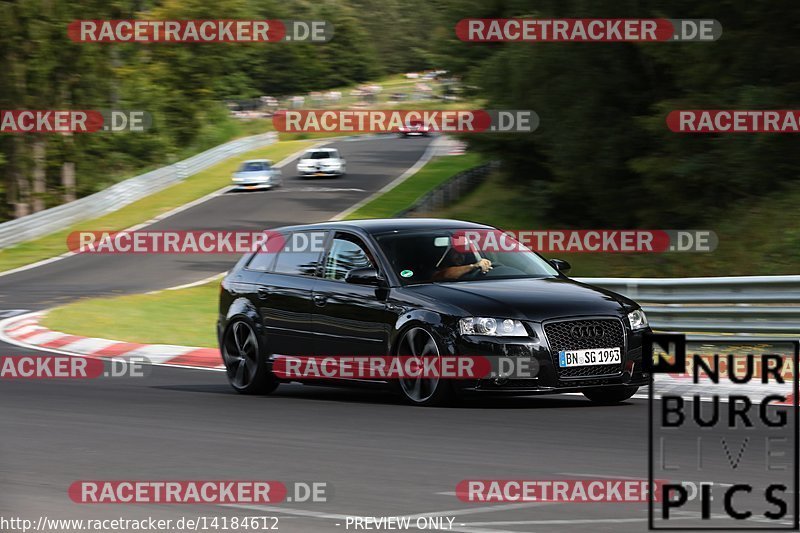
[0, 136, 433, 310]
[1, 136, 795, 532]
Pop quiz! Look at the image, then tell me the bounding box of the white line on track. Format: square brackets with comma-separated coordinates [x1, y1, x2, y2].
[0, 138, 442, 362]
[0, 141, 328, 280]
[223, 501, 796, 532]
[224, 501, 552, 533]
[269, 187, 366, 193]
[330, 136, 444, 220]
[146, 272, 227, 294]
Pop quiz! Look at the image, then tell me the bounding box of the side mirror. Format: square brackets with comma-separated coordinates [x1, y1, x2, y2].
[345, 267, 385, 286]
[550, 259, 571, 274]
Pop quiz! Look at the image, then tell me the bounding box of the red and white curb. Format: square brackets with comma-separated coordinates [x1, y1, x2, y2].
[1, 312, 796, 405]
[0, 311, 224, 372]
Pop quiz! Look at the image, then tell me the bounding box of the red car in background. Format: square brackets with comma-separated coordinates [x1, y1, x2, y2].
[398, 119, 430, 137]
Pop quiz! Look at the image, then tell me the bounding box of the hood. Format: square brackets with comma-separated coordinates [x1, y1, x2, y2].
[407, 277, 635, 322]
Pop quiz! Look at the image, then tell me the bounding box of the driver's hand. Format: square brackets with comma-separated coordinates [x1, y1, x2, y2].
[475, 258, 492, 273]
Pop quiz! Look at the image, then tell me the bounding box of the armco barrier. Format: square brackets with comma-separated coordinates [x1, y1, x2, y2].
[397, 160, 500, 216]
[0, 132, 277, 249]
[577, 275, 800, 335]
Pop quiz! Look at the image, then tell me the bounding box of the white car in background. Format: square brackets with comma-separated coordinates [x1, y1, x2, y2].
[231, 159, 282, 190]
[296, 148, 346, 177]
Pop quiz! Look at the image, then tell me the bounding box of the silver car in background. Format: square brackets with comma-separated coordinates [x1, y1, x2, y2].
[296, 148, 346, 177]
[231, 159, 282, 190]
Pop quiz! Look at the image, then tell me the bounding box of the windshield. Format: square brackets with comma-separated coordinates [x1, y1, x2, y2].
[238, 161, 269, 172]
[305, 151, 336, 159]
[375, 229, 559, 285]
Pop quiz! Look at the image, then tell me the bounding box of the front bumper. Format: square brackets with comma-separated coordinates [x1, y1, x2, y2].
[298, 169, 343, 176]
[451, 320, 651, 393]
[232, 178, 274, 188]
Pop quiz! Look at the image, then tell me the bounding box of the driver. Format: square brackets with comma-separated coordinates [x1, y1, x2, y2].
[432, 248, 492, 281]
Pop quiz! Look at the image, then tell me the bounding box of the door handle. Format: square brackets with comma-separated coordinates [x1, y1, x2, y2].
[257, 287, 271, 300]
[313, 294, 327, 307]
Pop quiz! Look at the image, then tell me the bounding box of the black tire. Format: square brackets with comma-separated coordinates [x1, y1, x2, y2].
[394, 326, 455, 407]
[582, 385, 639, 405]
[220, 317, 279, 395]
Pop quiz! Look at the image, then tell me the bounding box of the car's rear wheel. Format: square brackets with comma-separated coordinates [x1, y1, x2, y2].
[396, 326, 454, 406]
[582, 385, 639, 405]
[221, 318, 278, 395]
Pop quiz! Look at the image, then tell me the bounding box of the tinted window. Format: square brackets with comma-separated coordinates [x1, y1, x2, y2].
[307, 151, 336, 159]
[273, 232, 326, 276]
[247, 249, 277, 272]
[324, 235, 373, 281]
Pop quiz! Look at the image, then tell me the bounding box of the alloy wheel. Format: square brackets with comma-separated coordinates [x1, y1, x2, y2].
[222, 320, 260, 390]
[397, 327, 441, 403]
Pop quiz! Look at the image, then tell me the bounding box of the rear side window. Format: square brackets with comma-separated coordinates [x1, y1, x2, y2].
[247, 249, 277, 272]
[272, 231, 327, 277]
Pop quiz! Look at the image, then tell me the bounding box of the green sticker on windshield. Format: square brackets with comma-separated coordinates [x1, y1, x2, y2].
[400, 269, 413, 278]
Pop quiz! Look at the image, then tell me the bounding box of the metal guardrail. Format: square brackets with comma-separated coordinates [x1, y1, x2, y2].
[0, 132, 277, 249]
[577, 276, 800, 335]
[397, 160, 499, 216]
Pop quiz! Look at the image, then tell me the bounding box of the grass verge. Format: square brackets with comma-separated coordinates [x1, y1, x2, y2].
[42, 281, 219, 348]
[0, 139, 316, 274]
[434, 170, 800, 277]
[345, 152, 487, 219]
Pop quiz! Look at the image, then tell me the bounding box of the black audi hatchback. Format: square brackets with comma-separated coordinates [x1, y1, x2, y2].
[218, 218, 651, 405]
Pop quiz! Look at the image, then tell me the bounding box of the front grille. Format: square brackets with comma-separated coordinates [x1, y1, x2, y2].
[543, 318, 625, 379]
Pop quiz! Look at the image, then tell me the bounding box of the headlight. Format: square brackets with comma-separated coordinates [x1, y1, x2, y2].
[459, 317, 528, 337]
[627, 309, 648, 330]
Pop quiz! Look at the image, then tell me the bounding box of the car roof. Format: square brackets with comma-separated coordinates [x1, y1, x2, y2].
[241, 159, 272, 164]
[304, 148, 338, 152]
[270, 218, 494, 236]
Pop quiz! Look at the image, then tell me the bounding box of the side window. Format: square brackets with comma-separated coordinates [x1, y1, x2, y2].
[247, 249, 277, 272]
[273, 231, 326, 277]
[245, 231, 286, 272]
[324, 234, 374, 281]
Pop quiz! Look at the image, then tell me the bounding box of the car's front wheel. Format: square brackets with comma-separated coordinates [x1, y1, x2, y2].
[221, 318, 278, 395]
[395, 326, 455, 406]
[582, 385, 639, 405]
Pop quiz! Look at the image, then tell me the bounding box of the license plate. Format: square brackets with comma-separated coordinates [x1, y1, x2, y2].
[558, 347, 621, 367]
